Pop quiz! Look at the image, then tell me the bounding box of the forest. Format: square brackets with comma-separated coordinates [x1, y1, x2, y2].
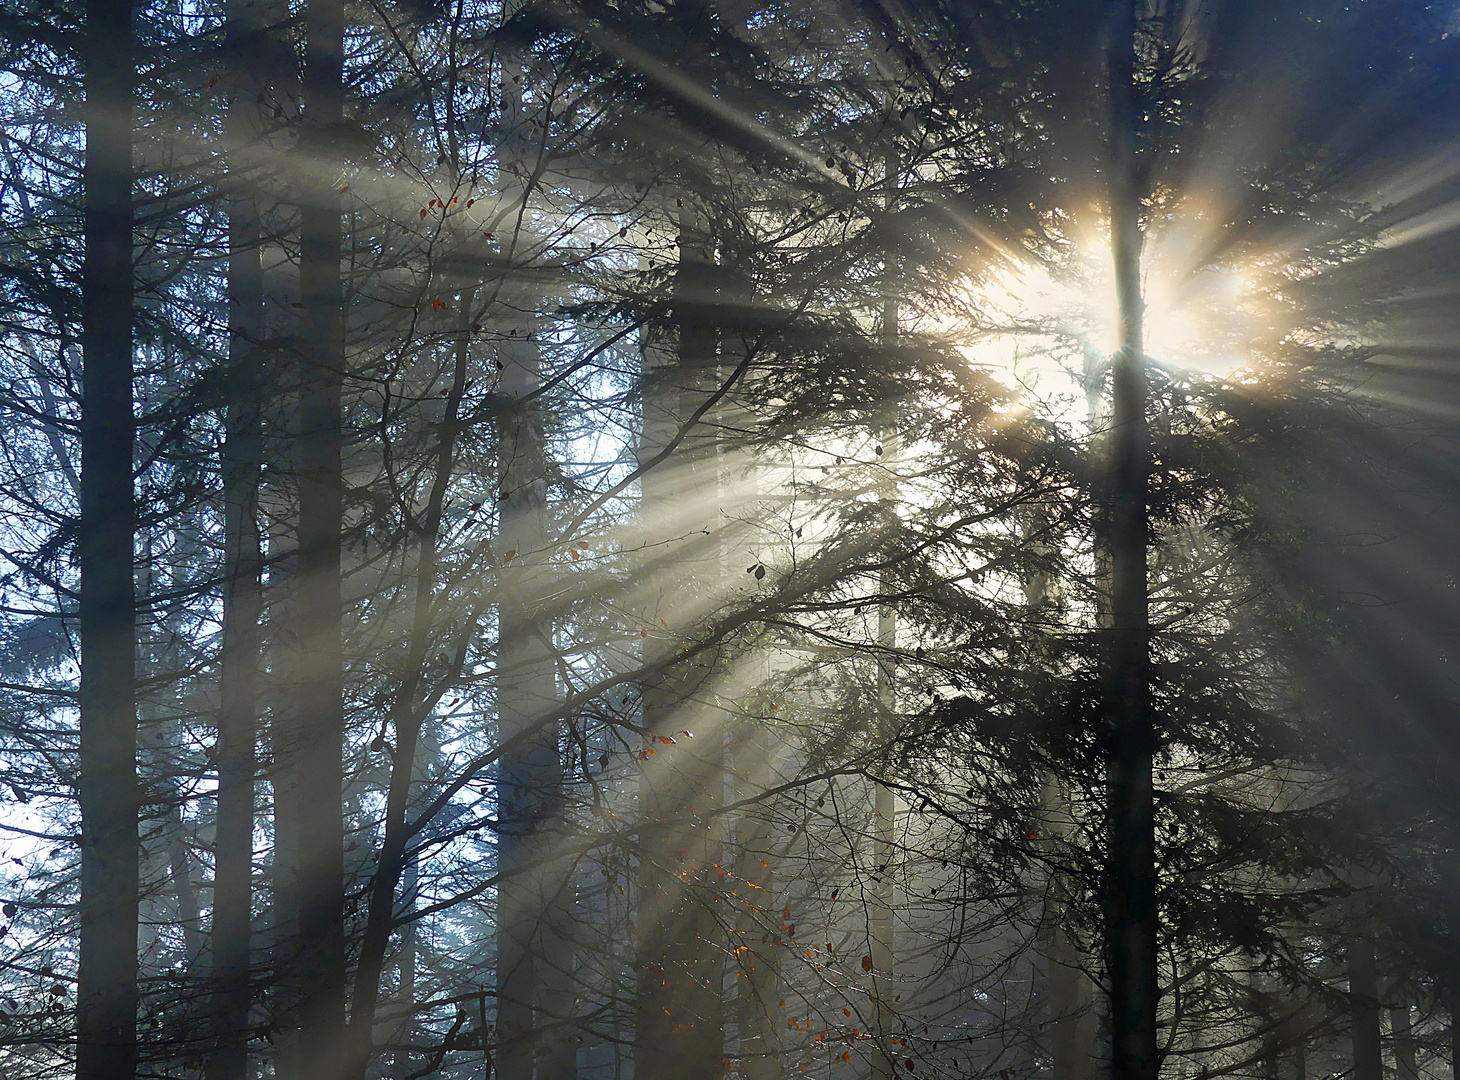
[4, 1, 1460, 1079]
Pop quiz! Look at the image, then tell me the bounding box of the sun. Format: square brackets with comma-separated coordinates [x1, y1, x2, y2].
[942, 226, 1266, 429]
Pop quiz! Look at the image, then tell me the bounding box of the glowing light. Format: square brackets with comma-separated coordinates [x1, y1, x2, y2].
[944, 227, 1265, 427]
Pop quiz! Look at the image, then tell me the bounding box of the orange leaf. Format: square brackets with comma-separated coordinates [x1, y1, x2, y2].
[861, 956, 873, 972]
[420, 209, 427, 219]
[502, 550, 516, 562]
[431, 299, 446, 310]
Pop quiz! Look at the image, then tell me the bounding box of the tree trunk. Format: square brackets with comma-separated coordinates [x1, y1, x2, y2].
[1389, 1003, 1417, 1080]
[76, 0, 139, 1076]
[1105, 7, 1156, 1080]
[869, 267, 898, 1080]
[207, 12, 266, 1068]
[292, 0, 347, 1069]
[344, 298, 475, 1080]
[1041, 774, 1095, 1080]
[495, 290, 566, 1080]
[1349, 944, 1382, 1080]
[268, 522, 302, 1080]
[634, 210, 726, 1080]
[734, 718, 779, 1080]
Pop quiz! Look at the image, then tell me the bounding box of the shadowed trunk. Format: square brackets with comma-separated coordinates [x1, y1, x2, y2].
[207, 6, 266, 1066]
[76, 0, 139, 1076]
[634, 210, 726, 1080]
[495, 291, 566, 1080]
[291, 0, 347, 1070]
[1390, 1002, 1417, 1080]
[1349, 944, 1382, 1080]
[735, 717, 779, 1080]
[1104, 6, 1156, 1080]
[344, 296, 476, 1080]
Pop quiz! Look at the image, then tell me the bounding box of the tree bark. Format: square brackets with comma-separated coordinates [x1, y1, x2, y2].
[291, 0, 347, 1070]
[344, 297, 475, 1080]
[207, 8, 267, 1067]
[1040, 772, 1095, 1080]
[869, 257, 898, 1080]
[1349, 944, 1382, 1080]
[634, 210, 726, 1080]
[734, 717, 779, 1080]
[495, 292, 567, 1080]
[1105, 6, 1156, 1080]
[1389, 1003, 1417, 1080]
[76, 0, 139, 1076]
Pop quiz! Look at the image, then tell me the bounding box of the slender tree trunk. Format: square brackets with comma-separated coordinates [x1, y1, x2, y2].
[634, 210, 725, 1080]
[869, 251, 898, 1080]
[208, 18, 266, 1068]
[268, 523, 302, 1080]
[344, 298, 476, 1080]
[492, 39, 572, 1080]
[496, 293, 564, 1080]
[292, 0, 347, 1070]
[735, 718, 779, 1080]
[722, 263, 778, 1080]
[76, 0, 139, 1076]
[1389, 1003, 1417, 1080]
[538, 873, 579, 1080]
[1105, 7, 1156, 1080]
[1349, 944, 1383, 1080]
[1040, 775, 1094, 1080]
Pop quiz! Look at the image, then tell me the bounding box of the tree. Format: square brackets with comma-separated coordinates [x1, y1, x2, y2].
[286, 0, 348, 1072]
[76, 1, 139, 1078]
[206, 3, 270, 1076]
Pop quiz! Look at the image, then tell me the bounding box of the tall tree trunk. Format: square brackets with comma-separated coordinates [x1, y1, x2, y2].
[869, 239, 898, 1080]
[634, 210, 726, 1080]
[344, 297, 476, 1080]
[734, 718, 779, 1080]
[208, 9, 267, 1067]
[292, 0, 347, 1069]
[1040, 775, 1095, 1080]
[76, 0, 139, 1076]
[268, 524, 302, 1080]
[495, 292, 565, 1080]
[1389, 1002, 1417, 1080]
[1105, 6, 1156, 1080]
[1349, 944, 1383, 1080]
